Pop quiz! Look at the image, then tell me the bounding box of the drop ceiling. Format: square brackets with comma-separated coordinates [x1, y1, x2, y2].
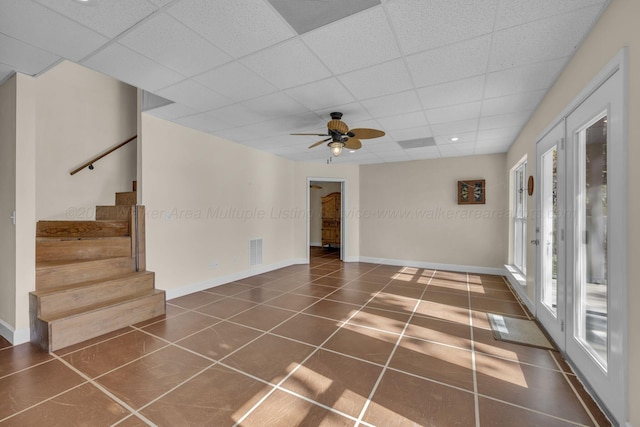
[0, 0, 609, 164]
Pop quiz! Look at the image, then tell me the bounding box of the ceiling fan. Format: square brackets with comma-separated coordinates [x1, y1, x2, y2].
[291, 112, 385, 157]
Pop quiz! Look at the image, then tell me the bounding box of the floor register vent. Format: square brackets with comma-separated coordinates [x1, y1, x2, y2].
[250, 238, 263, 267]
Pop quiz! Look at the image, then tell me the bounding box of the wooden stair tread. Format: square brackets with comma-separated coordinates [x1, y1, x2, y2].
[31, 271, 154, 297]
[40, 289, 164, 322]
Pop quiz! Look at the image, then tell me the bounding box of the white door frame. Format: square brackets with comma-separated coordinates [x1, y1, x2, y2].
[306, 177, 346, 262]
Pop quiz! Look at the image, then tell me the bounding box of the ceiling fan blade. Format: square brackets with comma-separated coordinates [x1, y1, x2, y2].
[349, 128, 385, 139]
[308, 137, 331, 149]
[344, 138, 362, 150]
[291, 133, 329, 136]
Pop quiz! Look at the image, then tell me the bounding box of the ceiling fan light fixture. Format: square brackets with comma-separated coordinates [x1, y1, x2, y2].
[329, 141, 344, 156]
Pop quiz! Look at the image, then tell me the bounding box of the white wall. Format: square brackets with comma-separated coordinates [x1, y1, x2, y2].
[0, 74, 17, 341]
[140, 114, 297, 297]
[359, 154, 508, 271]
[505, 0, 639, 424]
[35, 61, 137, 220]
[309, 181, 341, 246]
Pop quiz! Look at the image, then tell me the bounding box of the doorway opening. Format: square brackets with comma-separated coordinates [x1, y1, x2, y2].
[307, 178, 345, 262]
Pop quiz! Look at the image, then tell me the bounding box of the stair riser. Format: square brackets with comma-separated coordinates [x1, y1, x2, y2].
[37, 273, 155, 319]
[96, 206, 132, 221]
[37, 221, 129, 238]
[115, 192, 137, 206]
[37, 257, 136, 291]
[36, 237, 131, 262]
[38, 291, 165, 352]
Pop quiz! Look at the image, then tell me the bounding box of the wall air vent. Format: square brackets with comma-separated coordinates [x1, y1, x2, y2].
[397, 137, 436, 150]
[249, 238, 263, 267]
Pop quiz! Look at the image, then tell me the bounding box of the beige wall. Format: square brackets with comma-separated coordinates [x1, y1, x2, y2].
[35, 61, 137, 220]
[293, 162, 360, 261]
[359, 154, 508, 270]
[505, 0, 639, 424]
[140, 114, 297, 296]
[309, 181, 341, 246]
[0, 75, 17, 339]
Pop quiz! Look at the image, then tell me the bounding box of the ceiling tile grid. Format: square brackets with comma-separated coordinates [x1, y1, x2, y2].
[0, 0, 609, 164]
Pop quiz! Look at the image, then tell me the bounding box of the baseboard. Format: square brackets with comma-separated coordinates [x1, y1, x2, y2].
[0, 318, 29, 346]
[503, 265, 535, 314]
[310, 241, 322, 247]
[358, 256, 506, 276]
[164, 258, 308, 300]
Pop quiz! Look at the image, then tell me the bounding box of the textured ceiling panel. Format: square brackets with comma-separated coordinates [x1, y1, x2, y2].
[34, 0, 158, 38]
[302, 6, 400, 74]
[425, 101, 482, 125]
[156, 80, 233, 111]
[241, 38, 331, 90]
[0, 33, 61, 75]
[167, 0, 295, 58]
[338, 59, 413, 100]
[0, 0, 108, 61]
[285, 78, 356, 111]
[417, 76, 485, 110]
[82, 43, 184, 92]
[268, 0, 380, 34]
[495, 0, 606, 30]
[484, 58, 566, 99]
[386, 0, 498, 54]
[119, 13, 232, 77]
[194, 62, 277, 102]
[361, 91, 422, 118]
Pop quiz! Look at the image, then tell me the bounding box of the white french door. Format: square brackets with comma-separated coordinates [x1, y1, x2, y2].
[535, 121, 565, 350]
[535, 52, 627, 424]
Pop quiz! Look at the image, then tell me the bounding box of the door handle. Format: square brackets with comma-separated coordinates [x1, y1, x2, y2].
[530, 239, 539, 245]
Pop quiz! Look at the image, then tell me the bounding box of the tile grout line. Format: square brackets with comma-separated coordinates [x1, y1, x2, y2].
[550, 351, 602, 427]
[353, 268, 438, 426]
[230, 264, 413, 426]
[467, 272, 481, 427]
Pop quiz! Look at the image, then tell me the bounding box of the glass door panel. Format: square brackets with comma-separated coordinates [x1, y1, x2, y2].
[577, 114, 608, 367]
[540, 145, 558, 316]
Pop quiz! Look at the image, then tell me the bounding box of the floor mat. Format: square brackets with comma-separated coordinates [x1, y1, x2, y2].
[487, 313, 555, 350]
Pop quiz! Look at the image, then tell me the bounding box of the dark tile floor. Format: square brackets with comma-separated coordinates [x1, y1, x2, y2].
[0, 247, 611, 426]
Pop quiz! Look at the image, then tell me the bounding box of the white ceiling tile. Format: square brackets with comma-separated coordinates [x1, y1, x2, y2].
[387, 0, 498, 54]
[156, 79, 232, 111]
[82, 43, 185, 91]
[434, 131, 477, 146]
[475, 144, 509, 155]
[495, 0, 606, 30]
[148, 0, 173, 6]
[484, 58, 565, 99]
[406, 36, 491, 88]
[285, 78, 355, 111]
[438, 142, 476, 155]
[488, 5, 604, 71]
[302, 6, 401, 74]
[479, 111, 532, 131]
[481, 90, 545, 116]
[417, 75, 485, 110]
[388, 126, 432, 142]
[212, 126, 263, 142]
[34, 0, 157, 38]
[145, 103, 197, 120]
[477, 127, 521, 142]
[194, 62, 277, 102]
[0, 33, 61, 75]
[425, 101, 482, 125]
[242, 92, 310, 118]
[174, 111, 231, 133]
[0, 0, 108, 61]
[337, 59, 413, 100]
[119, 13, 231, 77]
[430, 119, 479, 137]
[209, 104, 268, 127]
[167, 0, 295, 58]
[241, 39, 331, 90]
[361, 90, 422, 118]
[376, 111, 428, 131]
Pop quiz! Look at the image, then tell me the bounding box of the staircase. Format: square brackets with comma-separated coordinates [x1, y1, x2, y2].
[30, 182, 165, 352]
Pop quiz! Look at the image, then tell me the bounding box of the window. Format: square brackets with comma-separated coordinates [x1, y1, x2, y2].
[513, 160, 527, 274]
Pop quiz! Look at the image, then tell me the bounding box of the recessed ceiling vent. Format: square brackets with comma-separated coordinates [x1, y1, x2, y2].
[268, 0, 381, 34]
[397, 137, 436, 150]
